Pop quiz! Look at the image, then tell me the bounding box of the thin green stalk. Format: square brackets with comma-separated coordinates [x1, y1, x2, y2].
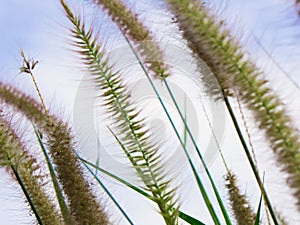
[163, 79, 232, 225]
[122, 32, 221, 224]
[33, 125, 74, 225]
[183, 97, 187, 148]
[254, 194, 263, 225]
[224, 94, 279, 225]
[11, 165, 44, 225]
[78, 154, 134, 225]
[166, 0, 300, 212]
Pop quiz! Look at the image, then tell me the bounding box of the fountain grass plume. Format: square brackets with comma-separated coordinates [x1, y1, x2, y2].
[166, 0, 300, 209]
[0, 115, 63, 225]
[60, 0, 179, 223]
[90, 0, 169, 79]
[225, 171, 256, 225]
[0, 82, 109, 225]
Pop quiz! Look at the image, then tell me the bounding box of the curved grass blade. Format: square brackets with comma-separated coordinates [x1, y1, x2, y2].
[178, 212, 206, 225]
[122, 32, 221, 225]
[78, 156, 205, 225]
[78, 154, 134, 225]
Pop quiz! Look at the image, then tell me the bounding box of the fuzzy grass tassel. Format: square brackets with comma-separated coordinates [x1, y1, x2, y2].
[60, 1, 179, 224]
[0, 116, 63, 225]
[166, 0, 300, 209]
[0, 82, 109, 225]
[225, 171, 256, 225]
[91, 0, 169, 79]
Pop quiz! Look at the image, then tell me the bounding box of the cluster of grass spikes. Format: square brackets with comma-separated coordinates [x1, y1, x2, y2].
[0, 0, 299, 225]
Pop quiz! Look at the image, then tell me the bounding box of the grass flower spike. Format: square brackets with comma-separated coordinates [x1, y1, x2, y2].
[0, 82, 109, 225]
[60, 1, 179, 223]
[1, 1, 300, 224]
[166, 0, 300, 209]
[225, 171, 256, 225]
[0, 116, 63, 225]
[91, 0, 169, 79]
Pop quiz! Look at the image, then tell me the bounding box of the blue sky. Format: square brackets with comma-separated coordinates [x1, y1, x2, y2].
[1, 0, 300, 224]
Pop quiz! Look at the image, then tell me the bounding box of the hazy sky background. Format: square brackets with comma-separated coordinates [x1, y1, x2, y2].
[0, 0, 300, 224]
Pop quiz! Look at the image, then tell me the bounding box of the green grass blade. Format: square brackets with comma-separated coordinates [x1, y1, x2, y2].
[254, 195, 263, 225]
[183, 96, 187, 148]
[224, 96, 279, 225]
[78, 155, 134, 225]
[78, 157, 205, 225]
[33, 125, 73, 225]
[95, 125, 101, 175]
[122, 33, 221, 225]
[11, 166, 44, 225]
[164, 79, 232, 225]
[178, 211, 205, 225]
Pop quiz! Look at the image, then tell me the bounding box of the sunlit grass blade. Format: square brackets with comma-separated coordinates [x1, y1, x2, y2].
[78, 156, 205, 225]
[33, 125, 73, 225]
